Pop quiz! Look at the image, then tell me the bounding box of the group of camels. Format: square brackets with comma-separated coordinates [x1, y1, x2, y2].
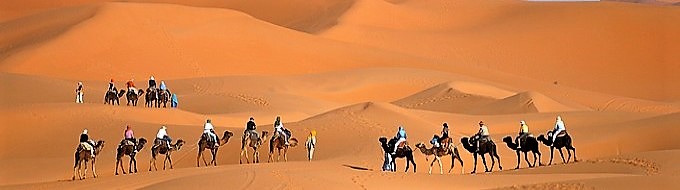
[380, 130, 577, 175]
[72, 129, 298, 180]
[104, 88, 171, 108]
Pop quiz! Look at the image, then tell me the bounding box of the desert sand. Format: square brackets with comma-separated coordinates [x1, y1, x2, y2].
[1, 0, 679, 189]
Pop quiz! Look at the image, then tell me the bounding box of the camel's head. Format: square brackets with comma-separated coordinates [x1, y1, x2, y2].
[502, 136, 512, 143]
[379, 137, 388, 144]
[96, 140, 105, 147]
[460, 137, 470, 145]
[223, 131, 234, 141]
[175, 139, 185, 150]
[138, 138, 148, 147]
[415, 142, 426, 149]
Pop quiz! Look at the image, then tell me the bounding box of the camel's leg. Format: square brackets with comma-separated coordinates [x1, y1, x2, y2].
[163, 155, 168, 170]
[213, 149, 218, 166]
[495, 150, 502, 171]
[480, 154, 489, 172]
[128, 156, 134, 173]
[548, 147, 555, 165]
[284, 148, 288, 162]
[404, 157, 410, 173]
[197, 149, 203, 167]
[92, 158, 98, 178]
[240, 148, 247, 164]
[149, 157, 155, 171]
[566, 147, 572, 163]
[570, 146, 578, 162]
[537, 150, 543, 166]
[73, 160, 80, 180]
[524, 151, 531, 168]
[428, 157, 436, 174]
[201, 151, 209, 166]
[83, 159, 89, 179]
[115, 159, 120, 175]
[558, 148, 566, 164]
[448, 155, 455, 174]
[168, 155, 174, 169]
[471, 153, 478, 174]
[133, 156, 138, 173]
[515, 151, 521, 170]
[254, 149, 259, 163]
[437, 156, 443, 174]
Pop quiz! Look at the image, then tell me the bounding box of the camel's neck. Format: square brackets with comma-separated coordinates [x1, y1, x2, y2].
[417, 147, 433, 155]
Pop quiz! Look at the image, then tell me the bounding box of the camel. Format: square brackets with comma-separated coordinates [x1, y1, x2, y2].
[72, 140, 105, 180]
[104, 89, 125, 105]
[126, 89, 144, 106]
[414, 142, 464, 174]
[145, 88, 159, 108]
[115, 138, 147, 175]
[502, 135, 542, 170]
[240, 130, 269, 164]
[197, 131, 234, 167]
[460, 136, 502, 174]
[268, 132, 298, 162]
[379, 137, 416, 173]
[149, 139, 185, 171]
[537, 130, 577, 165]
[158, 89, 171, 108]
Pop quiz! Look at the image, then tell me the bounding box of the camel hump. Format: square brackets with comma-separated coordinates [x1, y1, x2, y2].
[556, 131, 568, 137]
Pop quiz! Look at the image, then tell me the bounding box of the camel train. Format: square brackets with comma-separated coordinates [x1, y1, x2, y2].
[72, 118, 576, 180]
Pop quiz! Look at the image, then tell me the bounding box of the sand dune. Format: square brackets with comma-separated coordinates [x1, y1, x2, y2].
[1, 0, 679, 189]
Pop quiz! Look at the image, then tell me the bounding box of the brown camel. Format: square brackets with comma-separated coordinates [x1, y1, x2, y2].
[104, 89, 125, 105]
[126, 89, 144, 106]
[502, 135, 542, 169]
[537, 130, 577, 165]
[158, 89, 171, 108]
[415, 142, 464, 174]
[268, 133, 298, 162]
[115, 138, 147, 175]
[145, 88, 158, 108]
[149, 139, 185, 171]
[197, 131, 234, 167]
[240, 130, 269, 164]
[461, 136, 502, 174]
[72, 140, 105, 180]
[379, 137, 416, 173]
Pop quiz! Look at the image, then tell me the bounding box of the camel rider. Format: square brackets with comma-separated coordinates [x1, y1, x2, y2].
[203, 119, 217, 143]
[80, 129, 95, 156]
[126, 79, 136, 94]
[159, 81, 167, 92]
[245, 117, 256, 135]
[392, 126, 407, 154]
[476, 121, 490, 152]
[148, 76, 157, 90]
[439, 122, 450, 146]
[306, 130, 317, 161]
[516, 120, 529, 149]
[75, 81, 84, 103]
[108, 79, 116, 92]
[171, 93, 178, 108]
[274, 116, 290, 145]
[120, 125, 138, 152]
[552, 116, 566, 144]
[430, 134, 441, 148]
[155, 126, 171, 148]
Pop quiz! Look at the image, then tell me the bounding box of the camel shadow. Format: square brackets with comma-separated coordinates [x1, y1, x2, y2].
[343, 164, 373, 171]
